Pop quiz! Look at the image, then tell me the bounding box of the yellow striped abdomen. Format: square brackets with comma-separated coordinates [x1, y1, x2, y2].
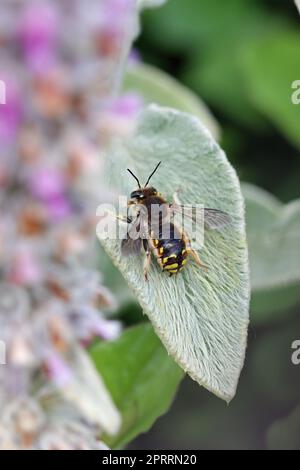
[152, 236, 189, 276]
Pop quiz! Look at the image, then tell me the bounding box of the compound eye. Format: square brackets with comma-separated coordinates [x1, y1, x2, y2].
[130, 190, 144, 200]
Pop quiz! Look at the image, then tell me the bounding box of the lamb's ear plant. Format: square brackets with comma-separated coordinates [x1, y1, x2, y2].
[124, 62, 220, 139]
[243, 183, 300, 324]
[138, 0, 167, 9]
[98, 60, 220, 306]
[97, 104, 250, 403]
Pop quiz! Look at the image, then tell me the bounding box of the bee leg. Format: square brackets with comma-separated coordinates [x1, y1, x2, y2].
[117, 215, 132, 224]
[190, 249, 208, 270]
[143, 239, 151, 281]
[181, 230, 207, 270]
[102, 210, 131, 224]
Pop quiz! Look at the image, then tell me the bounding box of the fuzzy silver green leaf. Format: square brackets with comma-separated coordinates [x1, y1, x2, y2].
[243, 183, 300, 291]
[98, 105, 249, 402]
[124, 63, 220, 139]
[137, 0, 167, 10]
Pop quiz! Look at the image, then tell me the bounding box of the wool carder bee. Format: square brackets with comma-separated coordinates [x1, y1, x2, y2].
[121, 162, 231, 280]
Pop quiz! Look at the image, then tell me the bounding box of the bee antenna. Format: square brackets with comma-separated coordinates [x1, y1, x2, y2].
[127, 168, 141, 188]
[144, 161, 162, 187]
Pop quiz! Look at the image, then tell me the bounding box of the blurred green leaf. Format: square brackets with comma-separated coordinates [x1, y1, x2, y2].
[250, 284, 300, 325]
[90, 323, 183, 448]
[250, 320, 300, 407]
[124, 63, 220, 139]
[143, 0, 288, 128]
[243, 183, 300, 290]
[267, 405, 300, 450]
[98, 105, 250, 402]
[243, 183, 300, 322]
[241, 30, 300, 149]
[143, 0, 263, 53]
[184, 49, 266, 129]
[138, 0, 167, 9]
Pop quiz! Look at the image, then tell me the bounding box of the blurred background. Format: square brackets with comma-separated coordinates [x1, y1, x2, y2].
[124, 0, 300, 450]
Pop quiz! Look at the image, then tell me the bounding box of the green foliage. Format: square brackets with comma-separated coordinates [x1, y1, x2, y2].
[138, 0, 167, 9]
[242, 183, 300, 322]
[98, 105, 249, 402]
[142, 0, 291, 129]
[90, 323, 183, 448]
[143, 0, 261, 52]
[124, 63, 220, 139]
[250, 284, 300, 325]
[250, 321, 300, 407]
[242, 30, 300, 149]
[267, 405, 300, 450]
[184, 48, 266, 130]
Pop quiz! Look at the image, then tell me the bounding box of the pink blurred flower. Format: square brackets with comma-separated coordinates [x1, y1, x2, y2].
[28, 168, 66, 201]
[8, 247, 41, 286]
[0, 75, 22, 144]
[45, 195, 73, 222]
[68, 305, 121, 344]
[0, 0, 138, 448]
[128, 48, 141, 65]
[18, 2, 59, 74]
[102, 0, 135, 27]
[44, 353, 72, 388]
[108, 93, 143, 118]
[93, 317, 122, 341]
[97, 0, 137, 57]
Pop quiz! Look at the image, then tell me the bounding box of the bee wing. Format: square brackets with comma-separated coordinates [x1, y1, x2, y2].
[203, 208, 231, 230]
[168, 204, 204, 251]
[169, 204, 230, 250]
[170, 204, 230, 230]
[121, 237, 142, 256]
[121, 211, 149, 256]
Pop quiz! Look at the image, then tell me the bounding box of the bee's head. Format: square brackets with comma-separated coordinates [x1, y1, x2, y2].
[130, 189, 145, 201]
[127, 162, 161, 202]
[130, 187, 157, 201]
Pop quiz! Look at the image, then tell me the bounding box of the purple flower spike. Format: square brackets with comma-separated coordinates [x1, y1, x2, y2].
[103, 0, 135, 26]
[46, 195, 73, 222]
[19, 2, 59, 74]
[128, 48, 141, 65]
[0, 75, 22, 144]
[28, 168, 66, 201]
[45, 353, 73, 388]
[9, 248, 41, 286]
[108, 93, 143, 118]
[93, 318, 122, 341]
